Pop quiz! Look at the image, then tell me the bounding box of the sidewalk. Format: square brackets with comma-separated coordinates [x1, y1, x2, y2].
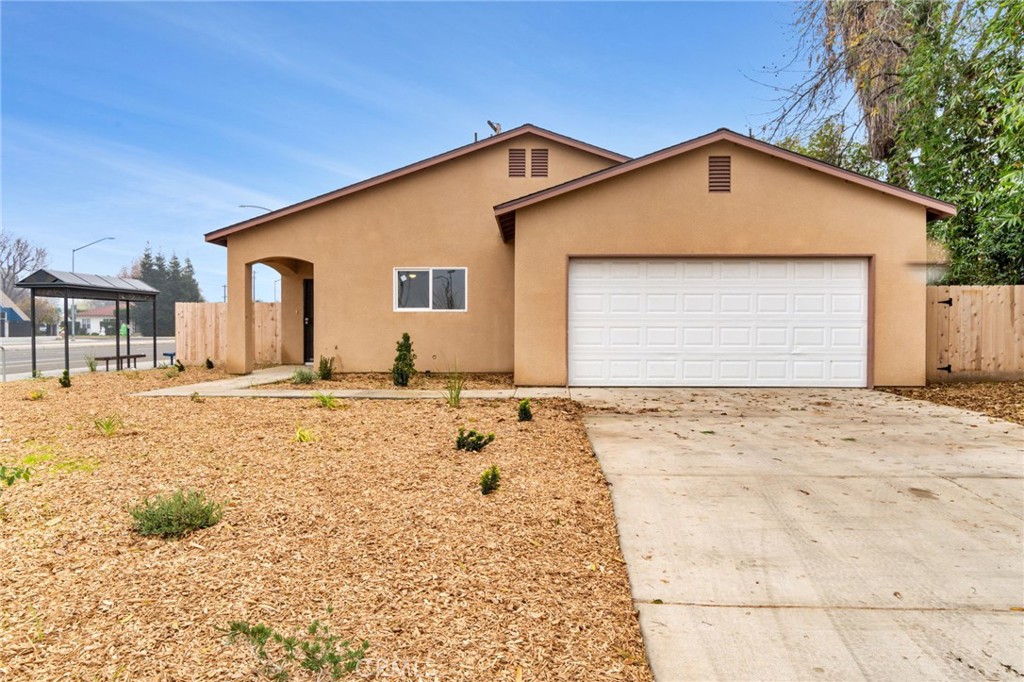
[134, 365, 572, 399]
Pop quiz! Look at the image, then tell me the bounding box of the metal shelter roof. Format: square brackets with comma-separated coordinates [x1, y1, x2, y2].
[15, 269, 159, 301]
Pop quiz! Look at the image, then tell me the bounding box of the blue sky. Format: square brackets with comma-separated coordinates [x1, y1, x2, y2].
[2, 1, 800, 302]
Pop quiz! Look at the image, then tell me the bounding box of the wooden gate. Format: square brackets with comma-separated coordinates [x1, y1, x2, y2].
[927, 286, 1024, 382]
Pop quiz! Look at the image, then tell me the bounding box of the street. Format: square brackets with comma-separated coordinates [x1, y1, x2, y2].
[0, 336, 176, 381]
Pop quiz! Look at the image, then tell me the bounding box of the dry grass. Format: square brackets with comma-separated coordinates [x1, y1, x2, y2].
[879, 381, 1024, 426]
[0, 369, 650, 680]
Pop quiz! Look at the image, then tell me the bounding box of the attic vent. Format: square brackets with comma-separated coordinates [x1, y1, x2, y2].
[531, 148, 549, 177]
[508, 149, 526, 177]
[708, 156, 731, 192]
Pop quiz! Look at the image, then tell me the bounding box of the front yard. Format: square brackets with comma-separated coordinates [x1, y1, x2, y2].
[0, 370, 650, 680]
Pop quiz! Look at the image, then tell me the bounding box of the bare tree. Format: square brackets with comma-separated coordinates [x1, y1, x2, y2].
[0, 231, 49, 304]
[758, 1, 948, 174]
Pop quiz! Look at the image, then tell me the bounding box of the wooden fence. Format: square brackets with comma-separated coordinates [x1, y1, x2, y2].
[175, 302, 280, 366]
[927, 286, 1024, 382]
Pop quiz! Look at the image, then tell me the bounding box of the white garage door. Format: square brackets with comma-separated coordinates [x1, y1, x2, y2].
[568, 258, 868, 387]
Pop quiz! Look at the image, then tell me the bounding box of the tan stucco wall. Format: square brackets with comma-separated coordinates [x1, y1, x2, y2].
[221, 135, 617, 374]
[513, 140, 929, 386]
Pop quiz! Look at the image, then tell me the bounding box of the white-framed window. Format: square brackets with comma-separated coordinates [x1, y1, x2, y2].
[394, 267, 468, 311]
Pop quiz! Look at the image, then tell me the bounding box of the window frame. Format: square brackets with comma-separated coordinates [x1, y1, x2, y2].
[393, 266, 469, 312]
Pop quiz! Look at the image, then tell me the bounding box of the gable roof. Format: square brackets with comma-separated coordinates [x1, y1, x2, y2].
[0, 290, 28, 322]
[493, 128, 958, 241]
[205, 124, 629, 246]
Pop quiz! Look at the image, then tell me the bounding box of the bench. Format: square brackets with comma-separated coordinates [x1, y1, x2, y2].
[94, 354, 147, 371]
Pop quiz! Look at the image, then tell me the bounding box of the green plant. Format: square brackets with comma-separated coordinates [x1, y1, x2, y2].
[312, 392, 339, 409]
[391, 332, 416, 387]
[456, 428, 495, 452]
[292, 368, 317, 385]
[294, 425, 318, 443]
[164, 368, 179, 379]
[317, 356, 335, 381]
[26, 389, 46, 401]
[31, 369, 42, 379]
[58, 370, 71, 388]
[191, 391, 206, 403]
[442, 363, 466, 408]
[94, 414, 123, 437]
[175, 359, 186, 373]
[223, 608, 369, 680]
[480, 465, 501, 495]
[128, 489, 223, 539]
[205, 358, 215, 369]
[1, 464, 31, 489]
[85, 355, 98, 372]
[517, 399, 533, 422]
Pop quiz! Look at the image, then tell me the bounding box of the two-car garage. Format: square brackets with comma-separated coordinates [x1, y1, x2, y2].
[567, 258, 869, 387]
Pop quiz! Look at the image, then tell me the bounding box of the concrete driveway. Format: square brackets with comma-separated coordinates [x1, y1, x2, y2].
[576, 388, 1024, 681]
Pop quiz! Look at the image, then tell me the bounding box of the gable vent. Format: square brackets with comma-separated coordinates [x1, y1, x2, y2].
[508, 148, 526, 177]
[708, 155, 731, 192]
[531, 148, 549, 177]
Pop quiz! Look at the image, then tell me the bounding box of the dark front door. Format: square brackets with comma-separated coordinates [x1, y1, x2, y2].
[303, 278, 314, 363]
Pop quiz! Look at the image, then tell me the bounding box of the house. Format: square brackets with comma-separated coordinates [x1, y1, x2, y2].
[1, 290, 28, 337]
[76, 304, 134, 335]
[205, 125, 955, 387]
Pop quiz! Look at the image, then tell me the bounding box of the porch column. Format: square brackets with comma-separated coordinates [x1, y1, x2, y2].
[226, 257, 254, 374]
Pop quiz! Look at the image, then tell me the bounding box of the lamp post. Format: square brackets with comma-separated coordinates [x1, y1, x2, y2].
[238, 205, 272, 212]
[71, 237, 115, 340]
[273, 278, 281, 302]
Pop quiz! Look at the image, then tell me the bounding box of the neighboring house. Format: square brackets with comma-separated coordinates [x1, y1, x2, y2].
[1, 290, 29, 336]
[76, 304, 139, 335]
[205, 125, 955, 387]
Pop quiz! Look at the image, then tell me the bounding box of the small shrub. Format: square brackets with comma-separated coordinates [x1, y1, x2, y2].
[85, 356, 98, 372]
[58, 370, 71, 388]
[292, 368, 317, 385]
[94, 414, 123, 437]
[175, 359, 186, 373]
[224, 608, 369, 680]
[517, 399, 533, 422]
[312, 392, 339, 409]
[294, 425, 318, 443]
[164, 368, 179, 379]
[128, 489, 223, 538]
[205, 358, 214, 370]
[443, 364, 466, 408]
[190, 392, 206, 403]
[317, 355, 335, 381]
[391, 332, 416, 387]
[456, 427, 495, 452]
[1, 464, 31, 490]
[26, 389, 46, 401]
[480, 465, 501, 495]
[31, 369, 42, 379]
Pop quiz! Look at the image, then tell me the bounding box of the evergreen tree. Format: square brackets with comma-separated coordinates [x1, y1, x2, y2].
[127, 246, 204, 335]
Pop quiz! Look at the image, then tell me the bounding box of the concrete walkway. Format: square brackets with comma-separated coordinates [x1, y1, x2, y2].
[134, 365, 571, 399]
[576, 388, 1024, 682]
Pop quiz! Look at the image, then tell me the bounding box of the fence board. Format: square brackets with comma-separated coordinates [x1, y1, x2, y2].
[175, 302, 280, 366]
[926, 286, 1024, 382]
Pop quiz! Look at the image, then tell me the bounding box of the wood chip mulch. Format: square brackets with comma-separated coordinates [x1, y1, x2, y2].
[0, 369, 651, 681]
[257, 372, 516, 391]
[878, 381, 1024, 426]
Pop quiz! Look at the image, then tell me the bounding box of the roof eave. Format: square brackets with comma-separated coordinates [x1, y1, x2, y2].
[493, 129, 957, 240]
[205, 124, 630, 246]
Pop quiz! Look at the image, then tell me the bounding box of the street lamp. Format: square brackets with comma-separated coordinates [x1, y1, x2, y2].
[71, 237, 115, 339]
[273, 278, 281, 302]
[239, 205, 272, 212]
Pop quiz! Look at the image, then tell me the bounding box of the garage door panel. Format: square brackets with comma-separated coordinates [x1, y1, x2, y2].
[568, 258, 868, 387]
